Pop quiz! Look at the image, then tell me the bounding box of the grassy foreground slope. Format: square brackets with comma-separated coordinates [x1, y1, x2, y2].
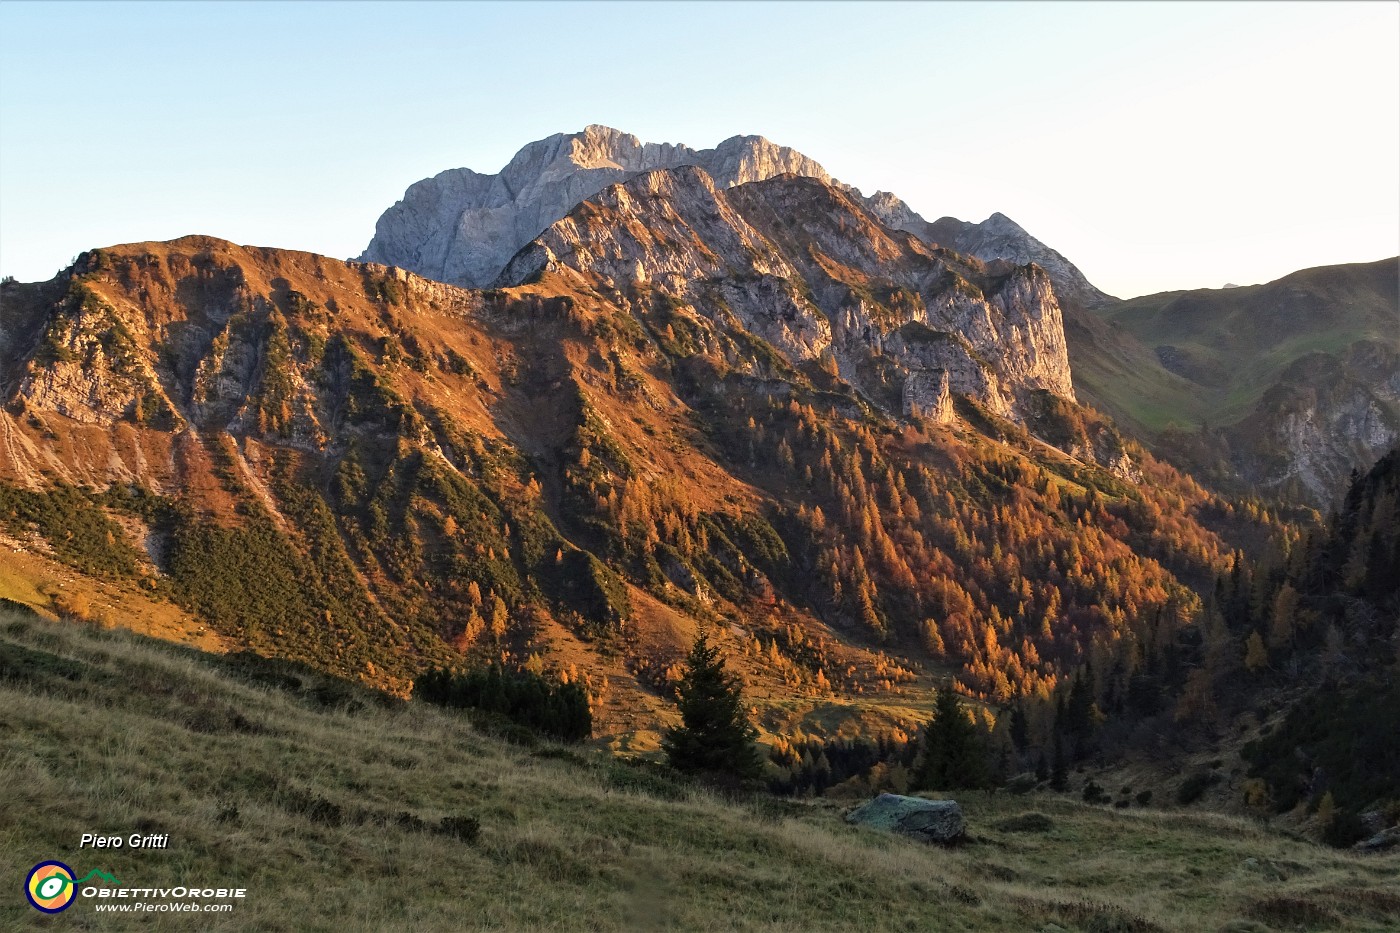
[4, 613, 1399, 932]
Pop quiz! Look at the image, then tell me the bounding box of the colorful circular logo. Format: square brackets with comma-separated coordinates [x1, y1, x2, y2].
[26, 861, 76, 913]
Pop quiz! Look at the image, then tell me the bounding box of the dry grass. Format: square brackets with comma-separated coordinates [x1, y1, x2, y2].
[0, 538, 228, 651]
[3, 612, 1396, 932]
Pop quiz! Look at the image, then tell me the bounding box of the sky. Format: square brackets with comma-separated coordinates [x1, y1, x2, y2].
[0, 1, 1396, 298]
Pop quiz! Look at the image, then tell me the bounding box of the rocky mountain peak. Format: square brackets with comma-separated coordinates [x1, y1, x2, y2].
[361, 127, 849, 289]
[360, 127, 1112, 308]
[705, 134, 837, 188]
[506, 124, 692, 177]
[921, 213, 1116, 311]
[570, 124, 645, 168]
[982, 212, 1028, 235]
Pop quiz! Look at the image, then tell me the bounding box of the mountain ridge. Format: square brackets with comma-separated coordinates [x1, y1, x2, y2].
[0, 228, 1262, 746]
[361, 125, 1115, 316]
[500, 167, 1079, 423]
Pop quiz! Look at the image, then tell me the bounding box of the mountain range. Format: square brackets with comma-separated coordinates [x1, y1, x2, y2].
[0, 125, 1394, 758]
[362, 125, 1397, 505]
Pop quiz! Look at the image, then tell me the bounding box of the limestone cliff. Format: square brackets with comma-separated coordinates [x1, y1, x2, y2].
[363, 125, 841, 289]
[501, 167, 1076, 421]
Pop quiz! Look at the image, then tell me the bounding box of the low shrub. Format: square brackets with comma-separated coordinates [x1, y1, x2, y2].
[1083, 780, 1111, 805]
[1176, 772, 1220, 805]
[437, 815, 481, 844]
[992, 812, 1054, 833]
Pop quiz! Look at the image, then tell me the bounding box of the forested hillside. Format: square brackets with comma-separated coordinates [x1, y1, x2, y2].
[0, 218, 1281, 749]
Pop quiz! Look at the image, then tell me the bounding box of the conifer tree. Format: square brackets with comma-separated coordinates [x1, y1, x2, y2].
[663, 634, 761, 780]
[1064, 667, 1097, 756]
[1050, 737, 1069, 791]
[1244, 631, 1269, 672]
[912, 689, 988, 790]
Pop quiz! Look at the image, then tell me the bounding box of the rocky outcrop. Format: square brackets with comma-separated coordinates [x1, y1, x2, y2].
[362, 126, 1115, 315]
[918, 214, 1117, 311]
[836, 193, 1117, 312]
[1233, 342, 1400, 503]
[15, 284, 176, 429]
[504, 167, 1076, 419]
[845, 794, 965, 844]
[500, 166, 836, 364]
[904, 370, 955, 423]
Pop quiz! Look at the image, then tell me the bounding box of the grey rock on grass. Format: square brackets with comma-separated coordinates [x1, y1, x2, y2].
[845, 793, 965, 845]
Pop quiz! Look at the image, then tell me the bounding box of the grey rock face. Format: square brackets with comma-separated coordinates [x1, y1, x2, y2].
[845, 794, 966, 844]
[501, 165, 833, 360]
[504, 167, 1076, 417]
[17, 292, 172, 428]
[363, 125, 843, 289]
[362, 126, 1113, 313]
[864, 197, 1116, 311]
[1234, 341, 1400, 504]
[918, 214, 1117, 311]
[904, 370, 955, 423]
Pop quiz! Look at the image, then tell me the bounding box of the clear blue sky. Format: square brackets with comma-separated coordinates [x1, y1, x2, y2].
[1, 1, 1396, 297]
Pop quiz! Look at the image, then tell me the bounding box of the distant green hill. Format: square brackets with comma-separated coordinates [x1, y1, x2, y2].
[1097, 259, 1396, 428]
[1069, 258, 1399, 503]
[1062, 302, 1204, 434]
[5, 613, 1399, 931]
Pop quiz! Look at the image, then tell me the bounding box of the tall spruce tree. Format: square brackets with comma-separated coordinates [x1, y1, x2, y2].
[912, 689, 988, 790]
[663, 633, 761, 780]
